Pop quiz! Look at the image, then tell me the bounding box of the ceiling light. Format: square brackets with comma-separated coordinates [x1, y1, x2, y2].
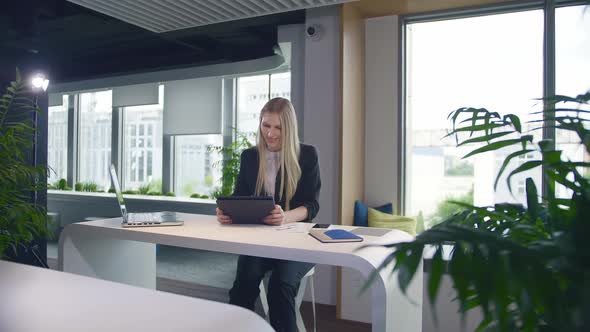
[31, 73, 49, 92]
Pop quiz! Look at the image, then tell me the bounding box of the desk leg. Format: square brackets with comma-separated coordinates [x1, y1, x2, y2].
[371, 263, 423, 332]
[58, 226, 156, 289]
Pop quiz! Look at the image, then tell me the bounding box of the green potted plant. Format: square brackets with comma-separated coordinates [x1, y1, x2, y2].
[0, 69, 47, 259]
[138, 183, 151, 195]
[53, 178, 71, 191]
[208, 132, 254, 198]
[369, 90, 590, 331]
[82, 182, 98, 192]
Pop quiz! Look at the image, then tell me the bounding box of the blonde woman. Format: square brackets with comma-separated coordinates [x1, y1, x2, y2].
[216, 97, 321, 332]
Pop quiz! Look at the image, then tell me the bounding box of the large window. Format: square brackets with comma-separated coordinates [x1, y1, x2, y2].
[47, 95, 69, 184]
[174, 135, 222, 197]
[122, 85, 164, 191]
[236, 72, 291, 139]
[48, 70, 289, 198]
[404, 10, 544, 229]
[78, 90, 112, 191]
[171, 70, 290, 197]
[237, 74, 269, 136]
[270, 72, 291, 99]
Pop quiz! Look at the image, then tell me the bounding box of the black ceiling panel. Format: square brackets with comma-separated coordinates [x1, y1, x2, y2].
[0, 0, 304, 83]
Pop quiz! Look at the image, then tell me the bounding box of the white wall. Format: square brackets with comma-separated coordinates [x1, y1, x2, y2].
[363, 14, 484, 331]
[278, 24, 306, 139]
[301, 5, 342, 306]
[364, 15, 401, 210]
[344, 17, 402, 318]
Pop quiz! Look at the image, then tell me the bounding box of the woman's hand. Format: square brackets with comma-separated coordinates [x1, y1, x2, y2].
[263, 205, 288, 226]
[216, 208, 232, 225]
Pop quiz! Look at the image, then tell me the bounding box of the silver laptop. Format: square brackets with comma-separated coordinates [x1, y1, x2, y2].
[109, 165, 184, 227]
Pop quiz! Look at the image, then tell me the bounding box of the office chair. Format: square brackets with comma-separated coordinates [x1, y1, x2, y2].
[259, 267, 316, 332]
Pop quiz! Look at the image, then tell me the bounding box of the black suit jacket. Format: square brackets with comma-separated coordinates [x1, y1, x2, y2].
[232, 143, 321, 222]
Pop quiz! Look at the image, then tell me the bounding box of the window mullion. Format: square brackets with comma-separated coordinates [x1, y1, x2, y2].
[112, 107, 122, 190]
[542, 0, 557, 199]
[268, 74, 272, 100]
[67, 94, 77, 188]
[399, 18, 407, 216]
[162, 135, 174, 194]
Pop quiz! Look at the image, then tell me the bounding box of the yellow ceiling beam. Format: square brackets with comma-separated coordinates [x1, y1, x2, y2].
[349, 0, 519, 17]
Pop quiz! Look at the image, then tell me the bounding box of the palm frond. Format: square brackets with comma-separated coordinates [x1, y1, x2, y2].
[0, 68, 47, 259]
[369, 88, 590, 331]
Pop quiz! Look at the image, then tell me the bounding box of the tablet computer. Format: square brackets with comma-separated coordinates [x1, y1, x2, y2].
[216, 196, 276, 224]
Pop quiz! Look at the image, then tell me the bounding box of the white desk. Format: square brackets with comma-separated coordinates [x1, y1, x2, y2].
[0, 260, 273, 332]
[58, 213, 423, 332]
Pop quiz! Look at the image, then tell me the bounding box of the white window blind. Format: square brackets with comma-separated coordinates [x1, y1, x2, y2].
[163, 77, 222, 135]
[48, 94, 63, 107]
[112, 83, 159, 107]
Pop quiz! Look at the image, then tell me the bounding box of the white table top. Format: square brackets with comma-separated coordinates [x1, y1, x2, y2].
[0, 260, 273, 332]
[64, 213, 414, 275]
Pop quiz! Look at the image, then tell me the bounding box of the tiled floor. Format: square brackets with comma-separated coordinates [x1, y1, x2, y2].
[157, 246, 238, 288]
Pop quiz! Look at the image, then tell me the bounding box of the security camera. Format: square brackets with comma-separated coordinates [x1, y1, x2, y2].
[306, 24, 323, 41]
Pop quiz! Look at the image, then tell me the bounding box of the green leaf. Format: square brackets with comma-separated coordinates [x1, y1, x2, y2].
[474, 315, 493, 332]
[542, 150, 562, 165]
[506, 161, 543, 193]
[428, 246, 444, 309]
[398, 246, 424, 294]
[494, 149, 535, 190]
[544, 168, 580, 194]
[544, 93, 590, 105]
[359, 250, 399, 294]
[447, 123, 506, 137]
[503, 114, 522, 133]
[531, 107, 590, 116]
[449, 244, 472, 316]
[457, 131, 514, 146]
[0, 68, 47, 259]
[462, 138, 527, 159]
[458, 113, 500, 125]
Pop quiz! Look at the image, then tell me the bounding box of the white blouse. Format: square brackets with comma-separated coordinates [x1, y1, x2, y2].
[264, 151, 280, 196]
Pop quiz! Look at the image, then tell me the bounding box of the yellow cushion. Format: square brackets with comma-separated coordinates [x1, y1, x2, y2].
[367, 207, 417, 236]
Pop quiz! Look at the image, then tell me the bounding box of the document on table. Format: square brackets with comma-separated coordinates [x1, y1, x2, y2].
[275, 223, 312, 233]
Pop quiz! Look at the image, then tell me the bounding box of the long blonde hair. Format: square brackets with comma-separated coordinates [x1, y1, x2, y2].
[255, 97, 301, 210]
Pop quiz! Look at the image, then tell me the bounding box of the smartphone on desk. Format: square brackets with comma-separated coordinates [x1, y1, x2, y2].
[312, 223, 331, 229]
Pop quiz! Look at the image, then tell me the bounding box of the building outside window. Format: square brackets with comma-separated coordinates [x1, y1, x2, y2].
[174, 135, 222, 197]
[237, 72, 291, 142]
[404, 10, 544, 229]
[237, 74, 269, 137]
[47, 95, 69, 185]
[122, 85, 164, 192]
[270, 72, 291, 99]
[78, 90, 112, 191]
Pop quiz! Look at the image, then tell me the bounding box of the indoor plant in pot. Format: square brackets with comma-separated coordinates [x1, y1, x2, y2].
[0, 69, 47, 261]
[368, 90, 589, 331]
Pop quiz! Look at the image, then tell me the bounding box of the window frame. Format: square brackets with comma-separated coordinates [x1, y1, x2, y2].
[51, 69, 290, 199]
[119, 89, 164, 192]
[75, 89, 113, 191]
[235, 70, 291, 139]
[399, 0, 589, 216]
